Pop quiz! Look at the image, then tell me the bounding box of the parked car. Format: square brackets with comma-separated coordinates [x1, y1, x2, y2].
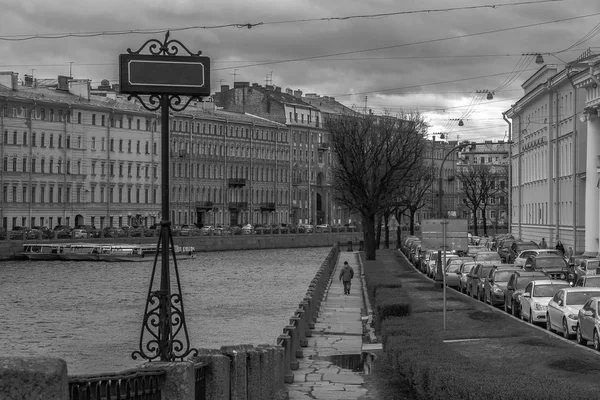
[466, 245, 488, 258]
[200, 225, 214, 235]
[242, 224, 254, 234]
[30, 226, 53, 239]
[497, 238, 518, 261]
[520, 280, 571, 325]
[574, 258, 600, 282]
[467, 263, 496, 300]
[474, 251, 502, 263]
[444, 257, 475, 289]
[547, 287, 600, 339]
[73, 229, 88, 239]
[316, 224, 331, 232]
[504, 270, 550, 317]
[484, 265, 521, 307]
[458, 261, 478, 293]
[512, 249, 561, 268]
[576, 297, 600, 349]
[303, 224, 314, 233]
[429, 252, 457, 279]
[503, 240, 540, 264]
[102, 227, 124, 238]
[524, 254, 569, 280]
[574, 275, 600, 288]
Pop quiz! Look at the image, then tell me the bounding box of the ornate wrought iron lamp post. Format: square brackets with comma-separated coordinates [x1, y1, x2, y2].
[119, 32, 210, 362]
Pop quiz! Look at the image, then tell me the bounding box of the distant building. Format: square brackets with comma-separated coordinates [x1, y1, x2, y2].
[214, 82, 357, 225]
[0, 72, 303, 230]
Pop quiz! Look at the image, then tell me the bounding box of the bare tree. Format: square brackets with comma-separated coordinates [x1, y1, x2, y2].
[326, 112, 427, 260]
[456, 163, 508, 236]
[393, 161, 435, 243]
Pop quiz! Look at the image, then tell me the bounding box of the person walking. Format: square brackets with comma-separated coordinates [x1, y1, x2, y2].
[566, 246, 574, 261]
[539, 238, 548, 249]
[555, 240, 565, 255]
[339, 261, 355, 295]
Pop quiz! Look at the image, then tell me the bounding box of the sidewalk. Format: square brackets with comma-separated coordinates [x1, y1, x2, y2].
[286, 250, 379, 400]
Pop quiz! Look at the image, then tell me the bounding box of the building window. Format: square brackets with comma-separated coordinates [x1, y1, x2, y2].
[101, 115, 105, 126]
[92, 114, 96, 125]
[127, 140, 132, 153]
[91, 137, 96, 150]
[77, 112, 82, 124]
[119, 139, 123, 152]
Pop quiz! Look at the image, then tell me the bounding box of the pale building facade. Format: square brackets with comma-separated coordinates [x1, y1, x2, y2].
[505, 56, 592, 252]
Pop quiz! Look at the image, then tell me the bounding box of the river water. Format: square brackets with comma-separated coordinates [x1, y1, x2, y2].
[0, 247, 330, 375]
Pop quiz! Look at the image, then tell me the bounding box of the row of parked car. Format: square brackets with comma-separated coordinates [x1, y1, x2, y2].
[400, 233, 600, 351]
[5, 222, 359, 240]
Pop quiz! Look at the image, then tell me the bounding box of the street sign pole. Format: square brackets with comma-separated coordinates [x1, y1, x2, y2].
[121, 31, 210, 362]
[442, 219, 448, 330]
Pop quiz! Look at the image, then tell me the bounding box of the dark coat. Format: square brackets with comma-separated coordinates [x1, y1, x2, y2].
[339, 265, 354, 282]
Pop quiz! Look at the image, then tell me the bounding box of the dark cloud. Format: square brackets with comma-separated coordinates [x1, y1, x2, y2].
[1, 0, 599, 141]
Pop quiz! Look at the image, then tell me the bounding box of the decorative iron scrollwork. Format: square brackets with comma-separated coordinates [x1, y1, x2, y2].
[128, 94, 203, 113]
[127, 31, 202, 57]
[132, 229, 198, 362]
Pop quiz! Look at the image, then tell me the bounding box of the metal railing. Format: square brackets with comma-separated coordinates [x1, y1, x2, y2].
[68, 370, 165, 400]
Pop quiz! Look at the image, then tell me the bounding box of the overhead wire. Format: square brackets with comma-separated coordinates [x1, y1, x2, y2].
[0, 0, 565, 41]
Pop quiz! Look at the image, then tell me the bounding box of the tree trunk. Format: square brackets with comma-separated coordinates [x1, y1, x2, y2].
[409, 213, 415, 236]
[363, 213, 377, 260]
[375, 214, 382, 249]
[482, 207, 488, 236]
[472, 211, 479, 236]
[384, 223, 390, 249]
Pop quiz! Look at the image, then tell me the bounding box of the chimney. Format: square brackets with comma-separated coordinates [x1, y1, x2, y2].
[0, 71, 18, 90]
[68, 79, 91, 100]
[265, 85, 274, 91]
[234, 81, 249, 88]
[57, 75, 71, 91]
[285, 88, 293, 95]
[24, 74, 34, 87]
[252, 83, 260, 87]
[274, 86, 281, 92]
[293, 89, 303, 98]
[220, 84, 230, 93]
[433, 136, 436, 141]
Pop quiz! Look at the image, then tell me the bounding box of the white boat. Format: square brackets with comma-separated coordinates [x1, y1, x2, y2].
[21, 243, 65, 260]
[22, 242, 196, 262]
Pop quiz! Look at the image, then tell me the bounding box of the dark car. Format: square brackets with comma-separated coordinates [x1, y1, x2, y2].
[497, 237, 518, 261]
[484, 265, 522, 307]
[504, 240, 540, 264]
[467, 263, 496, 300]
[31, 226, 53, 239]
[524, 254, 569, 280]
[504, 270, 549, 317]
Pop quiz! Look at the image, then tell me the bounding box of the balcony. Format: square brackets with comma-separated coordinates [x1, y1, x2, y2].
[292, 178, 302, 186]
[229, 202, 248, 210]
[171, 149, 189, 158]
[195, 201, 213, 210]
[317, 142, 330, 151]
[260, 202, 276, 211]
[228, 178, 246, 187]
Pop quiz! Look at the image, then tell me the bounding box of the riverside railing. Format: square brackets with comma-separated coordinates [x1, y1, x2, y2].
[278, 243, 340, 383]
[68, 369, 165, 400]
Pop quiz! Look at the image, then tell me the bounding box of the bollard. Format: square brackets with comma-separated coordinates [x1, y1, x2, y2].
[348, 240, 353, 251]
[299, 300, 312, 338]
[278, 334, 294, 383]
[285, 325, 299, 370]
[290, 316, 305, 356]
[304, 295, 316, 329]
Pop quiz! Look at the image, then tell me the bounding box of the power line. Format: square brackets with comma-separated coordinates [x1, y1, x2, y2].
[211, 11, 600, 72]
[0, 0, 565, 41]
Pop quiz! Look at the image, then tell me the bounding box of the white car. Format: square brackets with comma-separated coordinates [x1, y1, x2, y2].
[242, 224, 253, 234]
[520, 280, 570, 325]
[513, 249, 561, 267]
[576, 297, 600, 350]
[546, 287, 600, 339]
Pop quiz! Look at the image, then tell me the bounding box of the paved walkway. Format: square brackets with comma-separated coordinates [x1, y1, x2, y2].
[286, 250, 379, 400]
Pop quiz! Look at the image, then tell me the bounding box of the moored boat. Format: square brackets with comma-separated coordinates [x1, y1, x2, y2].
[21, 243, 65, 260]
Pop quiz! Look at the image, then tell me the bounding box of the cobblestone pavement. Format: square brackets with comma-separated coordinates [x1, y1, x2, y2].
[286, 250, 381, 400]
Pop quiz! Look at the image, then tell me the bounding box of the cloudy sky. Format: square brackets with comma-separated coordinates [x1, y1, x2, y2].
[1, 0, 600, 141]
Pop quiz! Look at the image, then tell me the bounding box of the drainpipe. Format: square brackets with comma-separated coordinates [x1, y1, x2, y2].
[503, 112, 512, 233]
[517, 116, 523, 240]
[28, 102, 35, 226]
[0, 99, 5, 228]
[549, 82, 560, 245]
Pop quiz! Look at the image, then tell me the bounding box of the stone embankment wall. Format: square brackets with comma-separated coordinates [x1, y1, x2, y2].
[0, 245, 342, 400]
[0, 232, 362, 260]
